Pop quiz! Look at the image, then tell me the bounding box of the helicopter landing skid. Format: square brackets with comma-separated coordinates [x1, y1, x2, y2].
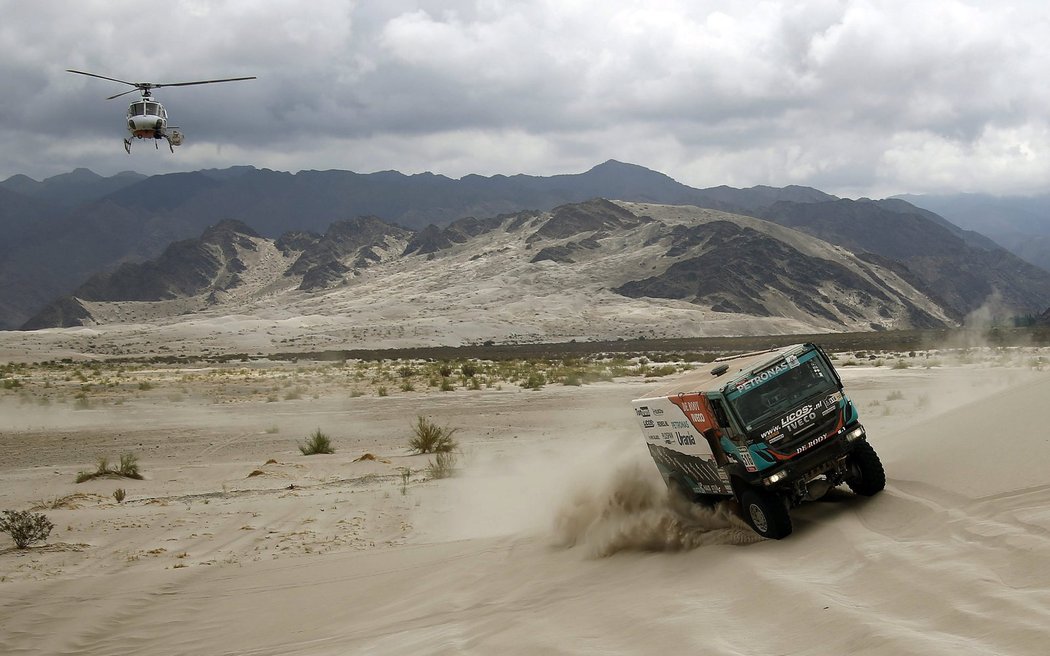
[123, 136, 174, 153]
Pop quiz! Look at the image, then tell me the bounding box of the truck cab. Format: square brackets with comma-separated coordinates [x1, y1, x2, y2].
[633, 343, 884, 539]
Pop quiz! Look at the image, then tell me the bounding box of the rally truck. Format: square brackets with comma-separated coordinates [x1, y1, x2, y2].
[632, 343, 884, 539]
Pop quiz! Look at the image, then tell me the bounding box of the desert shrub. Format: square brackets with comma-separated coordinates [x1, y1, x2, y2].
[892, 359, 909, 369]
[113, 488, 126, 503]
[299, 429, 335, 455]
[118, 452, 140, 478]
[398, 365, 416, 379]
[0, 510, 54, 549]
[439, 364, 453, 378]
[460, 362, 478, 378]
[76, 453, 144, 483]
[426, 451, 458, 480]
[523, 372, 546, 390]
[400, 380, 415, 392]
[644, 365, 678, 378]
[137, 381, 154, 391]
[377, 386, 388, 397]
[409, 416, 458, 454]
[440, 379, 455, 392]
[886, 390, 904, 402]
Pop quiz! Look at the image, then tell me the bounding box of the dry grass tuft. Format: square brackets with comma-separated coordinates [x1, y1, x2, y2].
[299, 428, 335, 455]
[75, 453, 143, 483]
[409, 416, 458, 454]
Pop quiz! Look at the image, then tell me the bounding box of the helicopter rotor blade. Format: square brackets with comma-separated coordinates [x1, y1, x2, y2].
[152, 76, 257, 89]
[66, 69, 138, 87]
[106, 87, 145, 100]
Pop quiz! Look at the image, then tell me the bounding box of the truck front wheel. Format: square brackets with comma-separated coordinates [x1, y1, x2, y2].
[739, 488, 792, 539]
[846, 440, 886, 496]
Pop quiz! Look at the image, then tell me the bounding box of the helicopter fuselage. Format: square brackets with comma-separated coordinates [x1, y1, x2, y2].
[127, 99, 168, 138]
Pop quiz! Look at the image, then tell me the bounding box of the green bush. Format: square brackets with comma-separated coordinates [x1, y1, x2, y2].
[299, 428, 335, 455]
[0, 510, 54, 549]
[409, 416, 458, 454]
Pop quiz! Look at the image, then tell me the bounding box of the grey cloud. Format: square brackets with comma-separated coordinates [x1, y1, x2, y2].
[1, 0, 1048, 198]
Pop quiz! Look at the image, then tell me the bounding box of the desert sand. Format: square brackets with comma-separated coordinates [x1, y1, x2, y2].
[2, 348, 1050, 655]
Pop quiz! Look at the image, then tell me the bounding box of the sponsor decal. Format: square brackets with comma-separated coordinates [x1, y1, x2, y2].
[656, 420, 669, 427]
[781, 404, 816, 427]
[735, 362, 791, 393]
[760, 425, 782, 441]
[646, 443, 729, 494]
[636, 406, 651, 417]
[676, 432, 696, 446]
[795, 432, 832, 455]
[662, 432, 675, 445]
[732, 350, 823, 395]
[653, 408, 664, 416]
[643, 419, 656, 429]
[668, 394, 718, 434]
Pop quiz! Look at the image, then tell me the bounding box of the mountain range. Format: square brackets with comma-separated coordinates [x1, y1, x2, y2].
[4, 162, 1050, 343]
[896, 192, 1050, 273]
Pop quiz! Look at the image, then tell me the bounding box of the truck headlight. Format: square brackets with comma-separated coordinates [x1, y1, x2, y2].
[845, 426, 865, 442]
[763, 471, 787, 486]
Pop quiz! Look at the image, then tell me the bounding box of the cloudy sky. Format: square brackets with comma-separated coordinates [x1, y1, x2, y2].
[2, 0, 1049, 198]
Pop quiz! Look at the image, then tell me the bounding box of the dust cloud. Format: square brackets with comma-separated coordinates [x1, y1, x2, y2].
[552, 459, 761, 557]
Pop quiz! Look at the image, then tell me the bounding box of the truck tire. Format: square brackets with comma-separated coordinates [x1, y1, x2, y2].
[846, 440, 885, 496]
[739, 488, 792, 539]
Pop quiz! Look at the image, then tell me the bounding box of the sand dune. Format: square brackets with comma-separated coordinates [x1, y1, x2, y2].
[1, 352, 1049, 654]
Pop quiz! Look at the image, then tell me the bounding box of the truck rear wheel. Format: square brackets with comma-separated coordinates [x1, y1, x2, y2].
[846, 440, 885, 496]
[739, 488, 792, 539]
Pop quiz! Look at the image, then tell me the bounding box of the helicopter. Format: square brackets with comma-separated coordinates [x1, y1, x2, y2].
[67, 69, 256, 153]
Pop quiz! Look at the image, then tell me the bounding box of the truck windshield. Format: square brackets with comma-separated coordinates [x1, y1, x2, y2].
[726, 350, 837, 430]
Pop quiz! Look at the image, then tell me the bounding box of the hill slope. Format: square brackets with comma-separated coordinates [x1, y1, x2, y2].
[21, 201, 956, 356]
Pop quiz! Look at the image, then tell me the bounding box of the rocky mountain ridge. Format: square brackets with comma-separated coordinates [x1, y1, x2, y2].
[23, 201, 959, 352]
[4, 161, 1050, 332]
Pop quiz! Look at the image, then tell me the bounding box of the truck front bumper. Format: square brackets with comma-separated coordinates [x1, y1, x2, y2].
[760, 424, 866, 488]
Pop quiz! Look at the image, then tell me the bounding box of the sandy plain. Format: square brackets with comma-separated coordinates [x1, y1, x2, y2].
[2, 347, 1050, 655]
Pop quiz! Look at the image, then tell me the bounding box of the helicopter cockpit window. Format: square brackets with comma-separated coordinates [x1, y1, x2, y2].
[129, 102, 145, 116]
[145, 103, 158, 116]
